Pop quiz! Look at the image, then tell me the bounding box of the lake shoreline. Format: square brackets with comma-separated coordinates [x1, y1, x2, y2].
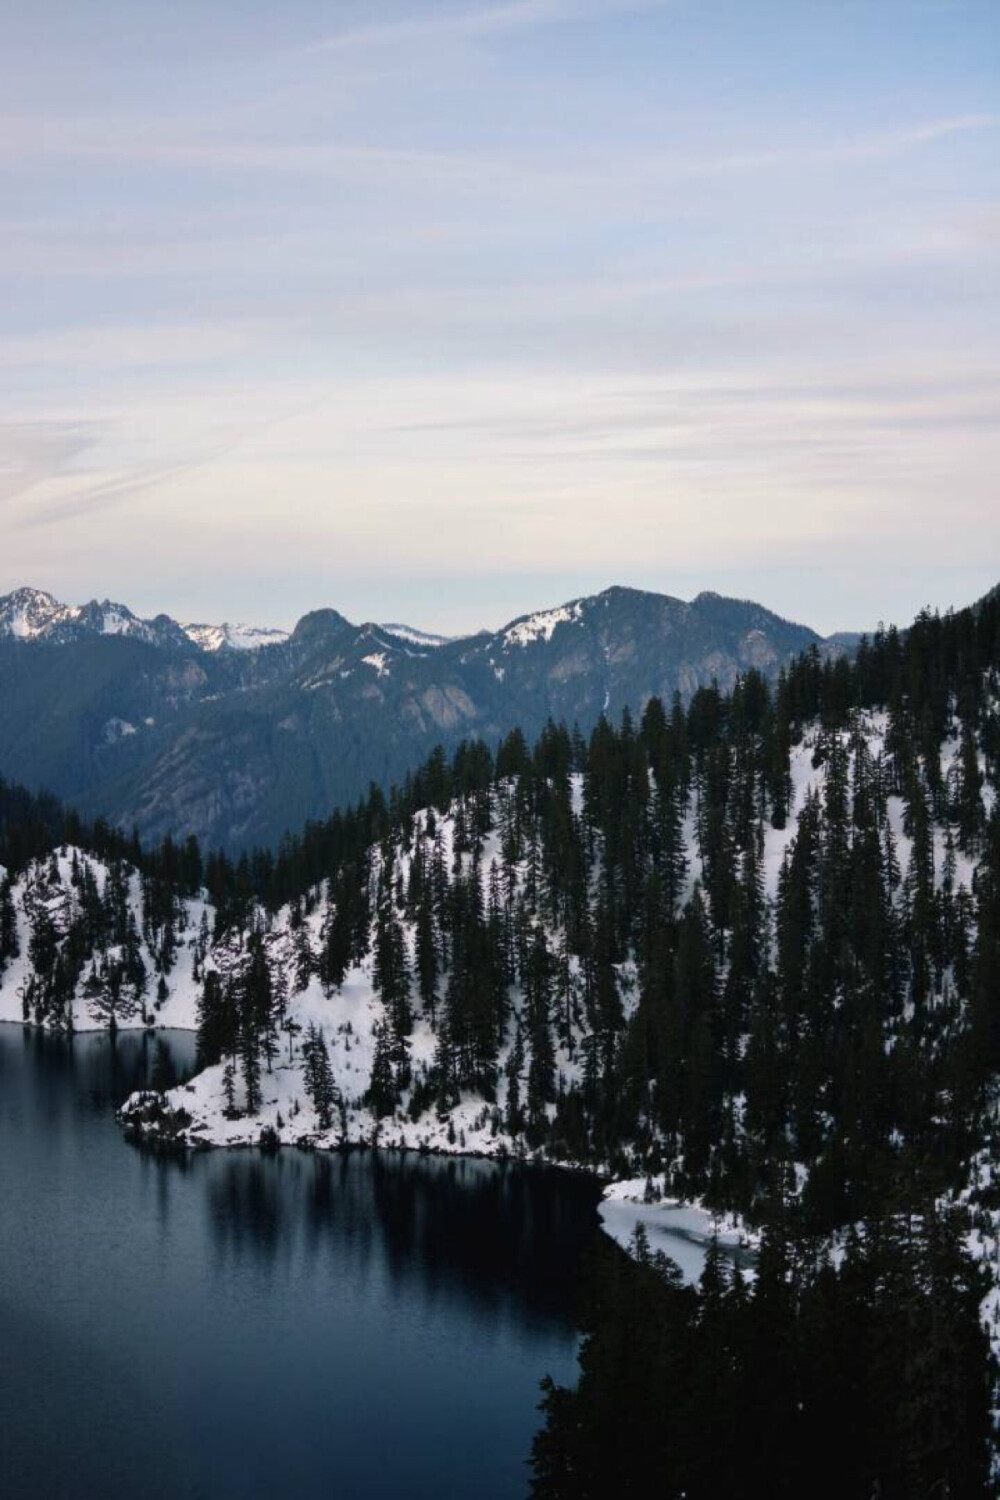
[5, 1016, 760, 1285]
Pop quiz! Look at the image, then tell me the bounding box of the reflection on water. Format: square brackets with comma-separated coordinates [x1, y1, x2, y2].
[8, 1023, 192, 1119]
[0, 1026, 600, 1500]
[201, 1149, 591, 1328]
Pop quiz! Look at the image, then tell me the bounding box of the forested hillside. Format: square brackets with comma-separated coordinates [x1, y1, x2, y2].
[3, 593, 1000, 1493]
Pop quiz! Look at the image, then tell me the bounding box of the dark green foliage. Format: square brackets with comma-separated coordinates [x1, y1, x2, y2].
[531, 1212, 992, 1499]
[0, 874, 19, 974]
[367, 1020, 398, 1118]
[302, 1023, 340, 1131]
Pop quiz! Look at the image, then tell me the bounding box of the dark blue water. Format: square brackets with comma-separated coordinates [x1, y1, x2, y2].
[0, 1026, 600, 1500]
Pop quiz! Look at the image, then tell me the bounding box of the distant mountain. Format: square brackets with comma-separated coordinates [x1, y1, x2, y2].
[0, 585, 194, 651]
[180, 621, 291, 653]
[379, 622, 452, 649]
[0, 582, 855, 849]
[0, 586, 292, 654]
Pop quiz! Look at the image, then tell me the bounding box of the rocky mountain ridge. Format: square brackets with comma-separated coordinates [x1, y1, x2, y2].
[0, 582, 854, 849]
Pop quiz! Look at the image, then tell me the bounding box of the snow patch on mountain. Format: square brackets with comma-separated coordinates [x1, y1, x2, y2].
[0, 585, 291, 655]
[182, 622, 290, 652]
[503, 602, 584, 649]
[379, 623, 451, 649]
[0, 587, 75, 639]
[96, 607, 139, 637]
[0, 588, 149, 643]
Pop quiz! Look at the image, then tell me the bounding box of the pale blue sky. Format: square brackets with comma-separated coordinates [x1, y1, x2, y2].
[1, 0, 997, 634]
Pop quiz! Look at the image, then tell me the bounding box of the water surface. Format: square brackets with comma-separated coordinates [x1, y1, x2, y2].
[0, 1027, 600, 1500]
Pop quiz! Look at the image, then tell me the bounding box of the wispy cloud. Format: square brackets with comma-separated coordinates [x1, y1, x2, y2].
[17, 462, 201, 529]
[306, 0, 666, 54]
[0, 106, 991, 198]
[0, 421, 103, 506]
[684, 113, 999, 177]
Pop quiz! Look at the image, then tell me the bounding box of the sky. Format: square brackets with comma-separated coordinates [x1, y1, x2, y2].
[1, 0, 997, 637]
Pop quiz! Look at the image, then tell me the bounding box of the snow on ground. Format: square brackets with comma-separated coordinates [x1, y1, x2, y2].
[0, 848, 203, 1031]
[954, 1131, 1000, 1443]
[379, 623, 450, 649]
[0, 587, 73, 639]
[94, 606, 138, 637]
[3, 709, 990, 1309]
[503, 602, 583, 648]
[599, 1177, 758, 1284]
[0, 589, 165, 645]
[182, 621, 289, 652]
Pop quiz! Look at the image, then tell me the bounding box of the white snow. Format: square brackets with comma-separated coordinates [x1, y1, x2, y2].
[0, 585, 293, 653]
[1, 588, 160, 646]
[0, 587, 75, 640]
[0, 849, 205, 1032]
[98, 608, 134, 636]
[361, 652, 390, 677]
[379, 623, 451, 649]
[503, 602, 583, 648]
[182, 622, 289, 652]
[599, 1177, 758, 1284]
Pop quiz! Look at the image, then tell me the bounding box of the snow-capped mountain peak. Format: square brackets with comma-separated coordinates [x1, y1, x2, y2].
[0, 588, 194, 650]
[0, 586, 289, 654]
[0, 586, 76, 640]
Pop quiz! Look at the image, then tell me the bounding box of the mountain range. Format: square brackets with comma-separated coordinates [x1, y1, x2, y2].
[0, 583, 857, 850]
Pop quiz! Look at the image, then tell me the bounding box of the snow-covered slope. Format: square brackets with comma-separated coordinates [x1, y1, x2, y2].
[0, 848, 204, 1031]
[181, 621, 290, 652]
[0, 586, 77, 640]
[379, 623, 452, 649]
[502, 603, 584, 648]
[1, 714, 981, 1072]
[3, 709, 995, 1315]
[0, 715, 981, 1159]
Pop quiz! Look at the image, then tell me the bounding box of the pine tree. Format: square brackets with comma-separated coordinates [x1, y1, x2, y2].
[302, 1022, 338, 1130]
[368, 1020, 397, 1118]
[0, 875, 18, 974]
[240, 1020, 261, 1114]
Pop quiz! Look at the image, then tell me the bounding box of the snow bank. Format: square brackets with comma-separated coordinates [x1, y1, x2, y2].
[599, 1177, 758, 1284]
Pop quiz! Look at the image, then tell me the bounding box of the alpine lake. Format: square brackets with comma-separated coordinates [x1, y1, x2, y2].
[0, 1025, 602, 1500]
